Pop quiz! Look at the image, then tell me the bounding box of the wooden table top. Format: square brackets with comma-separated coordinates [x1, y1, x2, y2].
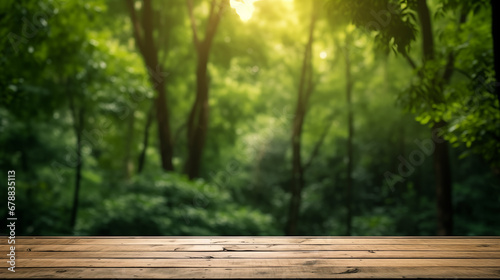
[1, 236, 500, 279]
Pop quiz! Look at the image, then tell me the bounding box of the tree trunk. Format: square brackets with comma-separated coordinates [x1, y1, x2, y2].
[124, 110, 135, 178]
[491, 0, 500, 105]
[184, 0, 224, 179]
[70, 107, 84, 231]
[433, 120, 453, 236]
[416, 0, 453, 235]
[287, 102, 306, 235]
[416, 0, 435, 61]
[137, 104, 154, 174]
[285, 2, 317, 235]
[126, 0, 174, 172]
[344, 31, 354, 236]
[155, 80, 174, 171]
[185, 47, 210, 179]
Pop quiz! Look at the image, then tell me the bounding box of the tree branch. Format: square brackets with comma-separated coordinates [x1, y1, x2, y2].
[158, 14, 172, 65]
[403, 51, 417, 70]
[303, 112, 335, 172]
[207, 0, 217, 30]
[453, 67, 472, 80]
[204, 0, 225, 48]
[125, 0, 146, 55]
[173, 121, 187, 147]
[441, 7, 467, 84]
[141, 0, 157, 57]
[442, 52, 455, 83]
[416, 0, 435, 61]
[187, 0, 200, 49]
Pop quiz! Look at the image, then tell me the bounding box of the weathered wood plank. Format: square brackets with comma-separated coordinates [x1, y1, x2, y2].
[14, 236, 500, 239]
[14, 238, 500, 245]
[2, 237, 499, 279]
[15, 250, 500, 259]
[5, 258, 500, 268]
[1, 267, 500, 279]
[5, 244, 500, 252]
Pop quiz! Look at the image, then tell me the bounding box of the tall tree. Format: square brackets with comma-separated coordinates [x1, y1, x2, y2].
[185, 0, 226, 179]
[126, 0, 174, 172]
[326, 0, 474, 236]
[413, 0, 453, 236]
[285, 0, 318, 235]
[123, 110, 135, 178]
[137, 105, 154, 174]
[412, 0, 471, 235]
[343, 30, 355, 236]
[395, 0, 468, 235]
[68, 86, 85, 231]
[491, 0, 500, 105]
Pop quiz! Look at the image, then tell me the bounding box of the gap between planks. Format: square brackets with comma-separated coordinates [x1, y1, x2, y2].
[13, 236, 500, 239]
[14, 250, 500, 259]
[1, 267, 500, 279]
[3, 258, 500, 268]
[4, 244, 500, 252]
[12, 238, 500, 245]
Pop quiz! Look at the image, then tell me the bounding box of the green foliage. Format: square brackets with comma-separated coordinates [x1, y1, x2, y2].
[77, 172, 279, 235]
[326, 0, 417, 54]
[0, 0, 498, 237]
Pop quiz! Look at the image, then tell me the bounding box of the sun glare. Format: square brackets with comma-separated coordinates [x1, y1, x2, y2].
[230, 0, 260, 21]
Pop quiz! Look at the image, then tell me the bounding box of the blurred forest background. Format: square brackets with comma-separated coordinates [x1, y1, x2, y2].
[0, 0, 499, 236]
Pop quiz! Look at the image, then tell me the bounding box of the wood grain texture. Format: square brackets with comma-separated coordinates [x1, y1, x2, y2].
[1, 236, 499, 279]
[15, 238, 500, 245]
[1, 267, 500, 279]
[5, 243, 500, 252]
[4, 258, 500, 267]
[14, 250, 500, 259]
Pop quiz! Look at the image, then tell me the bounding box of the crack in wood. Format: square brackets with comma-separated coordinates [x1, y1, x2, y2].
[336, 268, 359, 274]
